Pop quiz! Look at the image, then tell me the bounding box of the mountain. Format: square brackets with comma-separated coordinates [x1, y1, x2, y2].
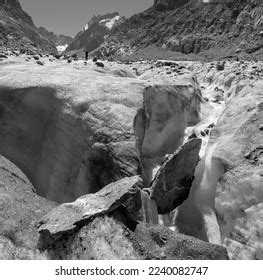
[38, 27, 73, 53]
[94, 0, 263, 61]
[38, 27, 73, 47]
[0, 0, 57, 54]
[65, 12, 125, 54]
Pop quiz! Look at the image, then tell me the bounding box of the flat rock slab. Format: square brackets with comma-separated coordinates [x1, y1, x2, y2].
[150, 138, 202, 214]
[38, 176, 142, 237]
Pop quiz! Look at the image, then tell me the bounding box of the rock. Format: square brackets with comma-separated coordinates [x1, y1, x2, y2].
[93, 57, 98, 62]
[36, 61, 44, 66]
[0, 54, 8, 59]
[150, 139, 201, 214]
[0, 155, 56, 260]
[96, 61, 105, 68]
[259, 124, 263, 131]
[134, 222, 229, 260]
[208, 123, 216, 129]
[67, 59, 72, 63]
[53, 54, 62, 60]
[33, 55, 40, 60]
[243, 146, 263, 164]
[189, 132, 198, 139]
[200, 131, 206, 137]
[216, 61, 226, 71]
[134, 79, 202, 185]
[37, 176, 142, 238]
[156, 60, 178, 67]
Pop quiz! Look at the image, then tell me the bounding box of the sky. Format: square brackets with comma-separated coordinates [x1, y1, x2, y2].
[19, 0, 153, 37]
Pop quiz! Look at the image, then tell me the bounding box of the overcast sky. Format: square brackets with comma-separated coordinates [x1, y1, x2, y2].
[19, 0, 153, 37]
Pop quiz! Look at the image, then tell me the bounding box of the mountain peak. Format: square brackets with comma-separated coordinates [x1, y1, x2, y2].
[66, 12, 125, 54]
[82, 12, 120, 31]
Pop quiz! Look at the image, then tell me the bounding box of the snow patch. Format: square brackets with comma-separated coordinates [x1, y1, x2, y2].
[83, 23, 89, 31]
[56, 45, 68, 53]
[99, 15, 120, 30]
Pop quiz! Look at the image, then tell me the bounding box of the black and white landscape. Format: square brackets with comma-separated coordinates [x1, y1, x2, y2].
[0, 0, 262, 260]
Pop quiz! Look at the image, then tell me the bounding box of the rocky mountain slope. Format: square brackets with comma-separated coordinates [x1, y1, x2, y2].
[38, 27, 73, 52]
[0, 0, 57, 54]
[65, 12, 125, 54]
[94, 0, 263, 61]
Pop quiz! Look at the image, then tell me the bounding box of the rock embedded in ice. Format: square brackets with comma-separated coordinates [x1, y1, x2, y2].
[150, 138, 202, 214]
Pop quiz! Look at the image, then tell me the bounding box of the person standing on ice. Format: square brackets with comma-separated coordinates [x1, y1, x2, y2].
[84, 48, 89, 61]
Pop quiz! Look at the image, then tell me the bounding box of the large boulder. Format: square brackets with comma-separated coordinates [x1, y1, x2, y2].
[150, 139, 202, 214]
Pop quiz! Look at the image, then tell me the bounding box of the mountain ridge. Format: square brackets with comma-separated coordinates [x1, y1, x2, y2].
[93, 0, 263, 61]
[0, 0, 57, 54]
[65, 12, 125, 54]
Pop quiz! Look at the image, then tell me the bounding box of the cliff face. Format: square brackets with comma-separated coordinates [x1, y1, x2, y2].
[0, 0, 33, 25]
[0, 0, 57, 53]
